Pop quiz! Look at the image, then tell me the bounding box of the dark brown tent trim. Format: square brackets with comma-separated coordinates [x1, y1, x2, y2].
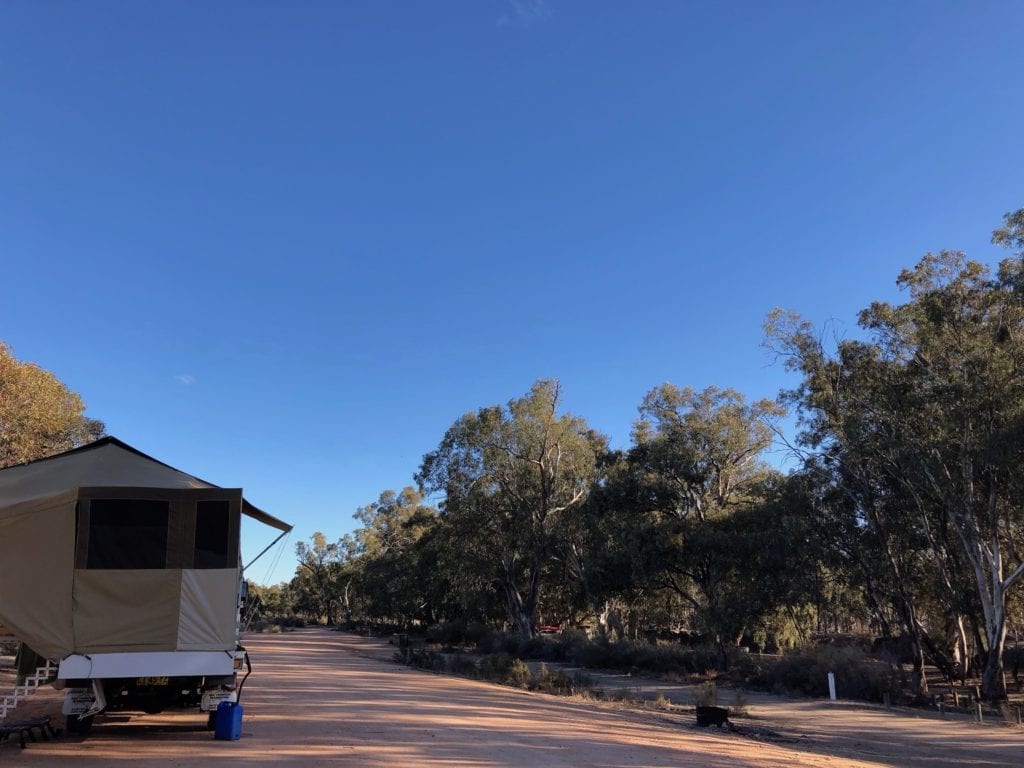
[0, 436, 292, 533]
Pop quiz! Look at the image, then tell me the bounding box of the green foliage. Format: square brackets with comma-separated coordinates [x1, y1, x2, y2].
[766, 213, 1024, 700]
[349, 488, 439, 627]
[591, 640, 718, 676]
[549, 628, 591, 661]
[472, 654, 588, 694]
[621, 384, 787, 668]
[417, 380, 604, 637]
[404, 647, 446, 672]
[506, 659, 533, 688]
[741, 646, 898, 703]
[445, 653, 480, 677]
[293, 533, 347, 625]
[528, 663, 584, 695]
[424, 619, 497, 648]
[245, 581, 305, 629]
[282, 206, 1024, 705]
[473, 629, 723, 676]
[0, 341, 105, 468]
[476, 652, 518, 682]
[992, 207, 1024, 253]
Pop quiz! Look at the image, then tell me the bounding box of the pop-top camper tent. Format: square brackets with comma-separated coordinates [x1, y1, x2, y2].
[0, 437, 291, 671]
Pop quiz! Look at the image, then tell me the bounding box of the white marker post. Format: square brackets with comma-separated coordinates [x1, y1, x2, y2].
[828, 672, 837, 701]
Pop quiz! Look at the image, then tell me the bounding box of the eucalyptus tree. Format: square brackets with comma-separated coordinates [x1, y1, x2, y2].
[555, 448, 644, 638]
[763, 315, 945, 695]
[294, 532, 346, 624]
[766, 208, 1024, 699]
[348, 488, 438, 626]
[627, 384, 784, 667]
[0, 341, 105, 468]
[417, 380, 603, 638]
[868, 246, 1024, 700]
[730, 470, 855, 648]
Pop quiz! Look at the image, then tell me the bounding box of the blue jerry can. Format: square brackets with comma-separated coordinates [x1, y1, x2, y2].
[214, 701, 243, 740]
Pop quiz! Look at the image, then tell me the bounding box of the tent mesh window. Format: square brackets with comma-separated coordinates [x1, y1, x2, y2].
[194, 500, 231, 568]
[86, 499, 170, 569]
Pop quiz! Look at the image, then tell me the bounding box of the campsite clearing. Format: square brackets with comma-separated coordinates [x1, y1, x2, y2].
[4, 628, 1021, 767]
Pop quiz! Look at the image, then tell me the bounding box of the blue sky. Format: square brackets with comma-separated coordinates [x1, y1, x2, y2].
[2, 1, 1022, 584]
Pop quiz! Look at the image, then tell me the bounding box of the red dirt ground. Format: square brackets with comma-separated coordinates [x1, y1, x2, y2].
[2, 628, 1021, 766]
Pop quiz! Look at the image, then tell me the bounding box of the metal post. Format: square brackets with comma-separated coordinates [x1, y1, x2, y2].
[976, 701, 983, 723]
[827, 672, 837, 701]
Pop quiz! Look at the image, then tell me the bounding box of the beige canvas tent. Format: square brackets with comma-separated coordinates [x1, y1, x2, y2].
[0, 437, 291, 663]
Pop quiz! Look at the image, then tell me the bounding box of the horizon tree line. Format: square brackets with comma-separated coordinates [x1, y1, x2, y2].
[4, 208, 1023, 702]
[272, 208, 1024, 702]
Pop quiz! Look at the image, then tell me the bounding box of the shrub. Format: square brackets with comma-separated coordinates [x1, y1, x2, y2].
[426, 619, 468, 646]
[741, 646, 898, 703]
[730, 688, 749, 717]
[507, 659, 532, 688]
[253, 616, 306, 632]
[603, 687, 641, 704]
[406, 647, 446, 672]
[446, 653, 479, 677]
[529, 663, 586, 695]
[551, 628, 590, 661]
[476, 652, 533, 687]
[466, 623, 495, 649]
[726, 648, 768, 683]
[513, 635, 551, 660]
[692, 680, 717, 707]
[478, 652, 517, 682]
[570, 637, 718, 676]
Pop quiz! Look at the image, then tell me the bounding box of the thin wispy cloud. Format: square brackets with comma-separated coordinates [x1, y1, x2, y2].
[498, 0, 551, 28]
[175, 374, 196, 386]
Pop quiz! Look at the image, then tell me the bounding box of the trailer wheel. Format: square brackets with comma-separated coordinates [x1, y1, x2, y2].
[66, 714, 94, 737]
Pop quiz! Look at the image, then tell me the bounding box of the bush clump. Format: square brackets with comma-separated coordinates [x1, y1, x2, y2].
[250, 615, 306, 633]
[428, 650, 592, 695]
[692, 680, 717, 707]
[405, 647, 446, 672]
[446, 653, 480, 677]
[477, 652, 516, 681]
[426, 619, 468, 646]
[474, 653, 530, 687]
[572, 637, 718, 676]
[402, 623, 908, 705]
[741, 646, 898, 703]
[529, 663, 589, 695]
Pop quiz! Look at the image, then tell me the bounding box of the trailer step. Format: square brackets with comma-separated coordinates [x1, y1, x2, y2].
[0, 663, 55, 723]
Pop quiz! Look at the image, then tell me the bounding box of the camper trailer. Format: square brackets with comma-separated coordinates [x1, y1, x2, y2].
[0, 437, 291, 734]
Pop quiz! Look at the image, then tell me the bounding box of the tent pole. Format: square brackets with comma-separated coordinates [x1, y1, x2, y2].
[242, 530, 291, 573]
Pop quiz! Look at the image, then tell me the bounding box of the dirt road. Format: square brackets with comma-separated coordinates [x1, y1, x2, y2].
[3, 629, 1020, 766]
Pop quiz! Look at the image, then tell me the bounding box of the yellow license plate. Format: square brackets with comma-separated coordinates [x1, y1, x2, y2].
[136, 677, 169, 686]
